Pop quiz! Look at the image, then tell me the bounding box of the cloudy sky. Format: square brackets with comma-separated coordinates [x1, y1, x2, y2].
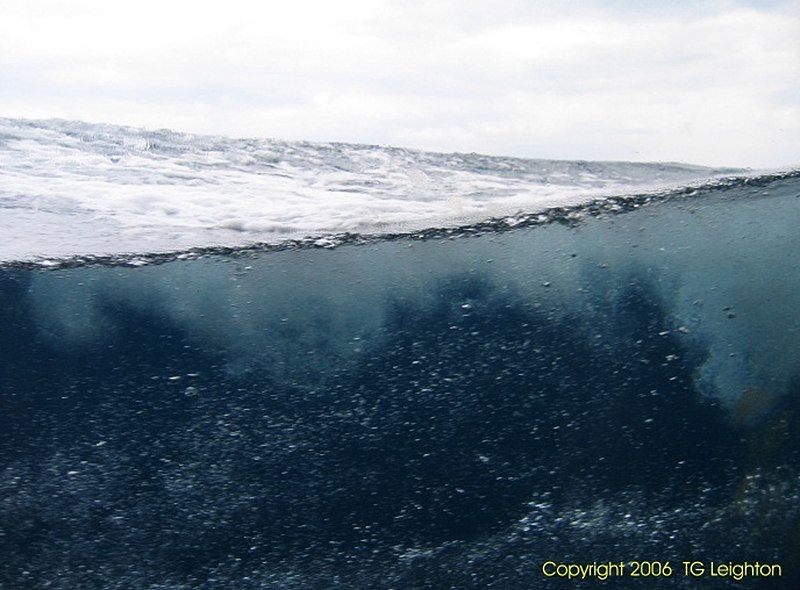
[1, 0, 798, 167]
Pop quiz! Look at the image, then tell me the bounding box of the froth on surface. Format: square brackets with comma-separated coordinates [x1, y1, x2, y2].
[0, 117, 743, 262]
[24, 174, 800, 411]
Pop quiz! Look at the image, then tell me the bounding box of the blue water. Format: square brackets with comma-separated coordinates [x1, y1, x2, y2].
[1, 174, 799, 588]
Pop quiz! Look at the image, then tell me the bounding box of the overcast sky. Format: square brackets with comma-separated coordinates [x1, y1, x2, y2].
[1, 0, 798, 167]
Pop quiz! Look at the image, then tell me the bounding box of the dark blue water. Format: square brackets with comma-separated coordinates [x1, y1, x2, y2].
[1, 176, 799, 588]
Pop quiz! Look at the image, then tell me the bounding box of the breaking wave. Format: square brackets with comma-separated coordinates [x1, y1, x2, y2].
[1, 117, 747, 264]
[1, 118, 799, 588]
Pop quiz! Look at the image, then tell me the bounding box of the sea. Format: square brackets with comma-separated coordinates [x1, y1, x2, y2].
[1, 118, 798, 588]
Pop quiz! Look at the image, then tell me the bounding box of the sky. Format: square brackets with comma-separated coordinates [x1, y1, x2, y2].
[1, 0, 798, 167]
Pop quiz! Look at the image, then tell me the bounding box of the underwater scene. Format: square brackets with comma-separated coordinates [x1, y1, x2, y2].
[1, 171, 799, 588]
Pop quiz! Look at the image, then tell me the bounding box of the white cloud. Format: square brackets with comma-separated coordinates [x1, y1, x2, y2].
[1, 0, 798, 166]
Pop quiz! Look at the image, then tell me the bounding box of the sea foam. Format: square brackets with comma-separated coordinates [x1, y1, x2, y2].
[1, 117, 743, 262]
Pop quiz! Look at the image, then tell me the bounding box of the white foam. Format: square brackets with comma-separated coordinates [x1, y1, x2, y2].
[0, 117, 742, 262]
[24, 174, 800, 410]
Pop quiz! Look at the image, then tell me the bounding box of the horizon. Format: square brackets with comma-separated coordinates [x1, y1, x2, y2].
[0, 114, 772, 171]
[1, 0, 799, 168]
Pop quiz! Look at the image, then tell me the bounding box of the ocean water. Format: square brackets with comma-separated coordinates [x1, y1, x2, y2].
[1, 120, 799, 588]
[0, 117, 743, 264]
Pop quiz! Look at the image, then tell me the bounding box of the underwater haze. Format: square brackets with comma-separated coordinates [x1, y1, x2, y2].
[1, 120, 800, 589]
